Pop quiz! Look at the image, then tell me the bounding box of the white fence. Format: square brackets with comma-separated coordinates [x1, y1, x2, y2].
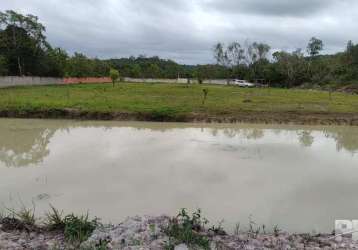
[0, 76, 62, 88]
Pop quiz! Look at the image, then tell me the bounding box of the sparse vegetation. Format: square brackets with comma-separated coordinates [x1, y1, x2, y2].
[273, 225, 281, 237]
[1, 205, 98, 245]
[44, 204, 65, 230]
[62, 213, 98, 243]
[202, 88, 209, 105]
[5, 203, 37, 228]
[44, 205, 98, 243]
[165, 209, 210, 250]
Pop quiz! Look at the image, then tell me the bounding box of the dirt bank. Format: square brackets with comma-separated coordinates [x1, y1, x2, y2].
[1, 109, 358, 126]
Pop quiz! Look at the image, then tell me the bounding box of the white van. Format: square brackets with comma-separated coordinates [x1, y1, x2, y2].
[231, 79, 255, 87]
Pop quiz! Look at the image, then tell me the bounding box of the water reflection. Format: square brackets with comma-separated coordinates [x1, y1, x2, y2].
[0, 119, 358, 233]
[324, 128, 358, 153]
[297, 131, 314, 147]
[0, 121, 55, 167]
[0, 119, 357, 167]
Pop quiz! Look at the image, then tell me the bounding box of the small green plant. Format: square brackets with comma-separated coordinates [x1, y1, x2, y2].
[165, 209, 210, 250]
[0, 209, 5, 220]
[151, 107, 177, 121]
[202, 88, 209, 104]
[208, 220, 226, 235]
[44, 204, 65, 230]
[149, 223, 158, 239]
[248, 216, 261, 239]
[262, 224, 266, 234]
[234, 222, 240, 235]
[273, 225, 281, 237]
[45, 206, 98, 244]
[96, 239, 110, 250]
[63, 213, 98, 243]
[109, 68, 120, 87]
[6, 203, 36, 227]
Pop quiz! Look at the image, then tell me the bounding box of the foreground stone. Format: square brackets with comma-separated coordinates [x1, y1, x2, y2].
[0, 224, 68, 250]
[2, 216, 358, 249]
[83, 216, 358, 250]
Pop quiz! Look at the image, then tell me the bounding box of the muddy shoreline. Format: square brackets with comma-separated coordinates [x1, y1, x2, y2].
[1, 109, 358, 126]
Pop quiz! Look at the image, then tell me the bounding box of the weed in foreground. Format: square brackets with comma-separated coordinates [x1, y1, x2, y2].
[165, 208, 210, 250]
[45, 205, 98, 244]
[0, 203, 37, 232]
[44, 205, 65, 231]
[208, 219, 226, 236]
[63, 213, 98, 243]
[4, 203, 37, 230]
[273, 225, 281, 237]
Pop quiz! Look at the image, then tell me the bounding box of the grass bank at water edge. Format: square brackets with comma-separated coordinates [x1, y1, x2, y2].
[1, 82, 358, 125]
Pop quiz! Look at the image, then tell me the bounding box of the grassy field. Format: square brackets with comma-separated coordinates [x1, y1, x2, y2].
[0, 82, 358, 123]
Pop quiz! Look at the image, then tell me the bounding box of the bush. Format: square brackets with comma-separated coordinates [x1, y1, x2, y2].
[63, 214, 98, 243]
[109, 68, 120, 87]
[151, 107, 177, 121]
[45, 206, 98, 243]
[165, 209, 210, 250]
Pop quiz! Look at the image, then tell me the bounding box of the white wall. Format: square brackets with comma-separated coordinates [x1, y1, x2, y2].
[123, 77, 229, 85]
[0, 76, 230, 88]
[0, 76, 62, 88]
[123, 77, 189, 84]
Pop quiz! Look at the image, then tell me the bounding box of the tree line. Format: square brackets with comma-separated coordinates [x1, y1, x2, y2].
[1, 10, 358, 88]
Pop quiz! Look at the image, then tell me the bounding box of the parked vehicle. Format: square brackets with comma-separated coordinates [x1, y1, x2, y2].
[231, 79, 255, 87]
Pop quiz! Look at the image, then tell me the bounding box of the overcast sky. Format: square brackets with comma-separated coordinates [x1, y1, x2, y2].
[1, 0, 358, 64]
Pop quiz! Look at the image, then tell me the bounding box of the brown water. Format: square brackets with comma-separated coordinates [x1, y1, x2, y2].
[0, 118, 358, 233]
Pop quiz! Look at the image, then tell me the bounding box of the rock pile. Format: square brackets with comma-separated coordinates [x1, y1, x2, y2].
[2, 215, 358, 249]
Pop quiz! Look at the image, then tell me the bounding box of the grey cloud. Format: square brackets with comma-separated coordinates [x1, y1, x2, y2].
[1, 0, 358, 64]
[204, 0, 337, 17]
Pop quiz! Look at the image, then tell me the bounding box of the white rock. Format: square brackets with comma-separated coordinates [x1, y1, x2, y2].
[174, 243, 189, 250]
[335, 235, 343, 243]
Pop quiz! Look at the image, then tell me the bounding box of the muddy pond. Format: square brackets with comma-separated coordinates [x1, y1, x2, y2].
[0, 118, 358, 233]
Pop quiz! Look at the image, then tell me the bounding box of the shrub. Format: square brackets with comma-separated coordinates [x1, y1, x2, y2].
[151, 107, 177, 121]
[63, 214, 98, 243]
[109, 68, 120, 87]
[45, 205, 98, 243]
[165, 209, 210, 250]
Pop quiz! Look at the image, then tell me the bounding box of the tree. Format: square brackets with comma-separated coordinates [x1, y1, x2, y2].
[66, 53, 91, 77]
[0, 55, 8, 75]
[253, 42, 271, 61]
[0, 10, 48, 76]
[227, 42, 245, 67]
[307, 37, 323, 57]
[248, 42, 270, 79]
[130, 64, 142, 78]
[346, 40, 358, 65]
[213, 43, 232, 74]
[147, 63, 161, 78]
[110, 68, 120, 87]
[39, 47, 68, 77]
[273, 49, 308, 87]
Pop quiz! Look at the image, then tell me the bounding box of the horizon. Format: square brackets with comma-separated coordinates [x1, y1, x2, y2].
[1, 0, 358, 64]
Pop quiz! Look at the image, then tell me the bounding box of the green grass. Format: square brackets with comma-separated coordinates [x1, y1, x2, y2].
[0, 82, 358, 117]
[5, 203, 36, 227]
[165, 209, 210, 250]
[1, 204, 98, 245]
[45, 205, 98, 244]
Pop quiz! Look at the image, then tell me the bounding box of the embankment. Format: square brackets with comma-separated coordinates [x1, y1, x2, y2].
[1, 109, 358, 126]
